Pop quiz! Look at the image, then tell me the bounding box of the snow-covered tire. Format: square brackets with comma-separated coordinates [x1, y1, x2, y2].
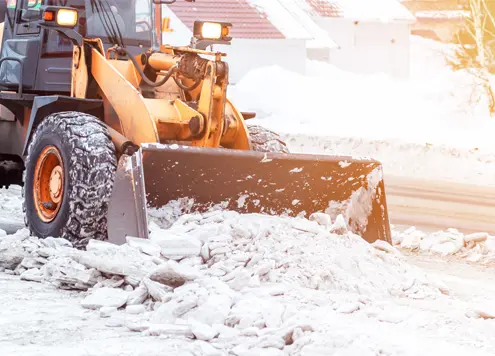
[247, 125, 289, 153]
[23, 112, 117, 249]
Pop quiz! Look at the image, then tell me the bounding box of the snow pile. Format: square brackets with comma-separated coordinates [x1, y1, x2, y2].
[393, 227, 495, 263]
[0, 186, 23, 226]
[0, 207, 448, 354]
[229, 36, 495, 150]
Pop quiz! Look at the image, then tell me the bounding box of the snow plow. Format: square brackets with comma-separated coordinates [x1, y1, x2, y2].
[0, 0, 391, 248]
[108, 144, 391, 245]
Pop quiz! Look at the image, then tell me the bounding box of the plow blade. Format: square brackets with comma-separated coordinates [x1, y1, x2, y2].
[107, 143, 391, 245]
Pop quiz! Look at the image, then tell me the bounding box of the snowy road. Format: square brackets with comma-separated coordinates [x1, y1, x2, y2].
[0, 273, 198, 356]
[3, 253, 495, 356]
[386, 175, 495, 234]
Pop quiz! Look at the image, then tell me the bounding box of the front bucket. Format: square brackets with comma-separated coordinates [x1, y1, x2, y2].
[107, 143, 391, 245]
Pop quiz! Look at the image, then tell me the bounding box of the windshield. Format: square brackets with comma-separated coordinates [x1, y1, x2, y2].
[85, 0, 153, 47]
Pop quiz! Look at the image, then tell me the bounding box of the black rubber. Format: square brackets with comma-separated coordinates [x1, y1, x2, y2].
[23, 112, 117, 249]
[247, 124, 290, 153]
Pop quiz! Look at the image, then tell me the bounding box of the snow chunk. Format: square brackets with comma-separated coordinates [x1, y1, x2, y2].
[0, 247, 26, 270]
[81, 287, 129, 310]
[126, 305, 145, 314]
[330, 214, 348, 235]
[20, 268, 43, 283]
[126, 236, 162, 257]
[127, 283, 149, 305]
[100, 306, 118, 318]
[309, 212, 332, 227]
[151, 232, 202, 258]
[149, 260, 200, 288]
[145, 324, 194, 338]
[464, 232, 489, 244]
[190, 321, 218, 341]
[142, 277, 173, 303]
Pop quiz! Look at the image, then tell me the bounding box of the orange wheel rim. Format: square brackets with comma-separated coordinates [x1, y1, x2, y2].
[33, 146, 64, 223]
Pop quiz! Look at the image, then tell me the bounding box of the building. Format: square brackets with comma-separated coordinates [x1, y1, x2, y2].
[297, 0, 417, 78]
[401, 0, 468, 42]
[161, 0, 335, 83]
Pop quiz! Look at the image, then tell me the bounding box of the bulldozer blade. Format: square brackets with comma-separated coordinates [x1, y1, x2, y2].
[107, 143, 391, 245]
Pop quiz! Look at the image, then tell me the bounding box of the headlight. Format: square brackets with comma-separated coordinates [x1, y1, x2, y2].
[56, 9, 78, 27]
[42, 7, 78, 28]
[193, 20, 232, 41]
[201, 22, 222, 40]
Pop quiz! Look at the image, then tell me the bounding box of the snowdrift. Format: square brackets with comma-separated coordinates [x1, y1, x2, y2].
[229, 36, 495, 150]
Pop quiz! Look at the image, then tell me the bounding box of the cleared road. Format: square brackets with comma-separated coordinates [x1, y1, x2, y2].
[385, 175, 495, 234]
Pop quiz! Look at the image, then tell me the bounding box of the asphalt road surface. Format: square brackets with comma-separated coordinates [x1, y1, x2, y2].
[385, 175, 495, 234]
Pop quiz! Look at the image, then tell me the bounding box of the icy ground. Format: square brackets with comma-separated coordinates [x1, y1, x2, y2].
[3, 192, 495, 355]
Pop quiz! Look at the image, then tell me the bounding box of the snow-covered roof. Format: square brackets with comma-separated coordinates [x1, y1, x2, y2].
[300, 0, 417, 23]
[250, 0, 338, 48]
[414, 10, 469, 21]
[165, 0, 284, 39]
[165, 0, 325, 41]
[305, 0, 343, 17]
[163, 0, 337, 48]
[401, 0, 466, 13]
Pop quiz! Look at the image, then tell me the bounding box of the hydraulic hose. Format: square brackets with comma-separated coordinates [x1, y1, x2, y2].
[118, 47, 178, 88]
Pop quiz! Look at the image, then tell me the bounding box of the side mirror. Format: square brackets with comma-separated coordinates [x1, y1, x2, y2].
[21, 8, 41, 21]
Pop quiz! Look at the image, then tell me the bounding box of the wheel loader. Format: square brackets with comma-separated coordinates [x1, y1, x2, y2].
[0, 0, 391, 248]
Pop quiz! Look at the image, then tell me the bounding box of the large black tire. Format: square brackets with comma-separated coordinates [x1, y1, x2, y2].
[23, 112, 117, 249]
[247, 125, 289, 153]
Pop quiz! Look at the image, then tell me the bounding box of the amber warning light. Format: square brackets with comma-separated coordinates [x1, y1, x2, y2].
[41, 7, 78, 28]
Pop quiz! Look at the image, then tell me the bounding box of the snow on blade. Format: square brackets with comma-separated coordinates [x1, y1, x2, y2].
[325, 167, 382, 233]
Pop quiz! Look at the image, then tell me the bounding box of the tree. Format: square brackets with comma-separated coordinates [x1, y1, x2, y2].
[447, 0, 495, 115]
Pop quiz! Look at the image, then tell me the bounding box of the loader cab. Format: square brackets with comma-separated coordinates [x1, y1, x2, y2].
[85, 0, 154, 47]
[0, 0, 153, 94]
